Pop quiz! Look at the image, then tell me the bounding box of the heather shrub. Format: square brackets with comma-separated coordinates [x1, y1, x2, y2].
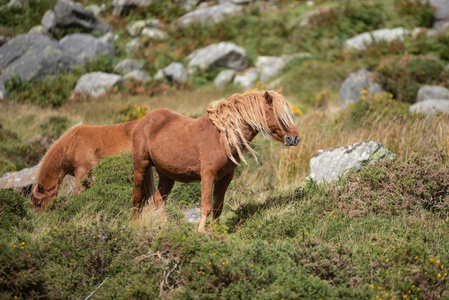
[332, 151, 449, 218]
[377, 55, 448, 103]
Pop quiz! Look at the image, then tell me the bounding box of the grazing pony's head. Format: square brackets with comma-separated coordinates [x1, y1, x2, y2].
[207, 88, 300, 164]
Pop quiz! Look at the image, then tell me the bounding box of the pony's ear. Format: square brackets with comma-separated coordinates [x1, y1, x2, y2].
[264, 91, 273, 105]
[277, 87, 282, 95]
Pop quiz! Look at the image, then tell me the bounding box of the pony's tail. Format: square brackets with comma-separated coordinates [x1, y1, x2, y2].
[143, 167, 156, 204]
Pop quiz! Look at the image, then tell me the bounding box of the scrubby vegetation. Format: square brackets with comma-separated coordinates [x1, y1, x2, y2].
[1, 0, 449, 298]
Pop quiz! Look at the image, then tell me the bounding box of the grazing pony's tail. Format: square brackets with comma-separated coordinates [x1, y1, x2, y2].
[143, 167, 156, 205]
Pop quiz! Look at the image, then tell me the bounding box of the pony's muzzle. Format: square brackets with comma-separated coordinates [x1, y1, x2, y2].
[284, 135, 300, 146]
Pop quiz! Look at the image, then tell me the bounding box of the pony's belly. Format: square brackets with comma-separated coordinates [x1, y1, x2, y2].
[155, 166, 201, 183]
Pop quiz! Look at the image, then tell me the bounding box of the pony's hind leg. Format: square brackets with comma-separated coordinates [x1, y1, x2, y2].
[212, 172, 234, 223]
[153, 173, 174, 220]
[132, 153, 152, 222]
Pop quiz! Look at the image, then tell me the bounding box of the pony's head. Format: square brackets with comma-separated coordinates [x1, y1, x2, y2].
[262, 88, 300, 147]
[31, 181, 57, 212]
[207, 88, 300, 164]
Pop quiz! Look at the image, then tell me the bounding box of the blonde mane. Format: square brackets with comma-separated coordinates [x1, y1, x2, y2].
[207, 90, 293, 165]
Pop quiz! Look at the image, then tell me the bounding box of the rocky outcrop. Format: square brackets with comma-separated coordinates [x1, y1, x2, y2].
[187, 41, 247, 74]
[175, 2, 243, 27]
[214, 69, 236, 90]
[233, 68, 259, 90]
[416, 85, 449, 102]
[339, 68, 384, 108]
[255, 54, 309, 82]
[0, 165, 39, 190]
[59, 33, 115, 68]
[161, 62, 187, 83]
[309, 141, 395, 183]
[141, 28, 167, 41]
[126, 19, 160, 36]
[53, 0, 111, 34]
[74, 72, 122, 98]
[112, 0, 151, 16]
[125, 38, 142, 55]
[0, 33, 72, 95]
[429, 0, 449, 33]
[409, 99, 449, 115]
[344, 28, 410, 50]
[113, 59, 144, 75]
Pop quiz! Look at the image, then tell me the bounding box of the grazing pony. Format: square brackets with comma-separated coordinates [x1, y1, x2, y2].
[31, 119, 139, 211]
[132, 89, 300, 233]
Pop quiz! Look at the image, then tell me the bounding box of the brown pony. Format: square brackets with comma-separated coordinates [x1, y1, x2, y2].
[31, 119, 139, 211]
[131, 89, 300, 233]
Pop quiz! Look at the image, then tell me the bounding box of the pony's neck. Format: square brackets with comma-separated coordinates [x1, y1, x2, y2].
[37, 146, 66, 190]
[241, 121, 259, 142]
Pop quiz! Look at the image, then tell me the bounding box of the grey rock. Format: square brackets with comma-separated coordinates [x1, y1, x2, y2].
[154, 69, 164, 80]
[255, 54, 310, 82]
[162, 62, 186, 83]
[29, 25, 48, 35]
[233, 68, 259, 90]
[177, 0, 202, 10]
[53, 0, 111, 34]
[114, 59, 143, 75]
[183, 208, 200, 223]
[58, 175, 76, 197]
[112, 0, 151, 16]
[0, 33, 71, 89]
[41, 10, 56, 32]
[176, 2, 243, 27]
[410, 99, 449, 115]
[6, 0, 28, 9]
[187, 41, 247, 74]
[0, 36, 9, 47]
[339, 68, 384, 108]
[230, 0, 254, 3]
[0, 165, 39, 190]
[125, 38, 142, 55]
[214, 69, 236, 90]
[59, 33, 115, 68]
[85, 4, 102, 16]
[122, 70, 152, 83]
[344, 27, 410, 51]
[0, 83, 5, 100]
[299, 6, 332, 27]
[309, 141, 394, 183]
[141, 28, 167, 40]
[416, 85, 449, 102]
[99, 32, 116, 43]
[74, 72, 122, 98]
[430, 0, 449, 22]
[127, 19, 160, 36]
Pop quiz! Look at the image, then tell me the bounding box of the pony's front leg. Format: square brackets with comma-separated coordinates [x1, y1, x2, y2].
[74, 167, 90, 194]
[198, 170, 216, 234]
[212, 172, 234, 223]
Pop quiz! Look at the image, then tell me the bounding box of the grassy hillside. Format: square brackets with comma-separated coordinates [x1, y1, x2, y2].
[1, 0, 449, 298]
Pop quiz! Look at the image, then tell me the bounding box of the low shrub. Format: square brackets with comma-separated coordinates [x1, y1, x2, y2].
[0, 189, 30, 232]
[394, 0, 435, 28]
[4, 74, 78, 107]
[115, 104, 150, 123]
[377, 55, 448, 103]
[332, 150, 449, 218]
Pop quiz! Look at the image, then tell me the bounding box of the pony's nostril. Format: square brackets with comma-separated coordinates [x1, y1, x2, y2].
[285, 135, 293, 144]
[294, 135, 300, 145]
